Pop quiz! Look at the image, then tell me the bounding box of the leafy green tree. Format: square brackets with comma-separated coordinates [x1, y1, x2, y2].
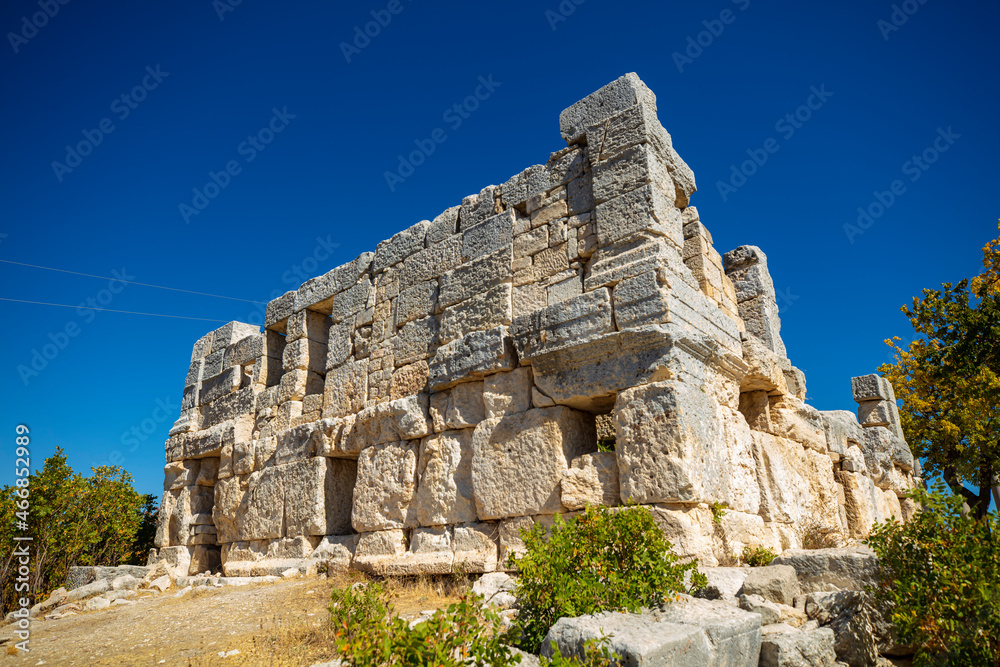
[880, 221, 1000, 520]
[867, 484, 1000, 666]
[0, 448, 156, 614]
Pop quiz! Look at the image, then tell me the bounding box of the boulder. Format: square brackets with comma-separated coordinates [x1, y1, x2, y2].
[741, 565, 801, 606]
[542, 596, 761, 666]
[803, 591, 877, 666]
[771, 547, 877, 593]
[739, 593, 781, 625]
[759, 626, 838, 667]
[472, 572, 517, 609]
[700, 567, 750, 601]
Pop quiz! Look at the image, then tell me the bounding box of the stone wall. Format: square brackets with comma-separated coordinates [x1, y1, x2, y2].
[154, 74, 920, 576]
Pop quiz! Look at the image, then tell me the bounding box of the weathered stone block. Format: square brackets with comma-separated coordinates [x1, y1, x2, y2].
[413, 430, 477, 526]
[511, 288, 614, 362]
[472, 406, 594, 520]
[439, 247, 512, 310]
[595, 183, 683, 249]
[428, 326, 517, 391]
[352, 441, 419, 532]
[429, 381, 484, 431]
[561, 452, 620, 510]
[322, 359, 368, 419]
[439, 283, 512, 344]
[463, 210, 514, 261]
[374, 221, 430, 272]
[559, 72, 658, 145]
[482, 366, 533, 419]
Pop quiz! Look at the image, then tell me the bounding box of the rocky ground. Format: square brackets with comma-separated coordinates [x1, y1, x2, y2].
[0, 575, 462, 666]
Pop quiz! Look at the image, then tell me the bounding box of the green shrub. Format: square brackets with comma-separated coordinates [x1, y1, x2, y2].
[329, 580, 519, 666]
[542, 634, 620, 666]
[509, 504, 707, 653]
[867, 485, 1000, 666]
[741, 545, 777, 567]
[709, 501, 728, 525]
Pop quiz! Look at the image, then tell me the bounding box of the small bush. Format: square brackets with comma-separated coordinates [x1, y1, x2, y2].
[709, 501, 728, 525]
[509, 504, 707, 653]
[867, 485, 1000, 666]
[741, 545, 777, 567]
[329, 580, 519, 666]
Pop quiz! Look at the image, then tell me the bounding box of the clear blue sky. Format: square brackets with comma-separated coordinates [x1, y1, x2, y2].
[1, 0, 996, 500]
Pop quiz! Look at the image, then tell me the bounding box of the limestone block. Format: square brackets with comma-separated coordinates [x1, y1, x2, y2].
[583, 232, 692, 293]
[841, 444, 867, 474]
[835, 471, 879, 539]
[718, 511, 769, 563]
[439, 283, 512, 344]
[164, 461, 199, 491]
[374, 220, 430, 272]
[295, 253, 373, 313]
[282, 337, 327, 373]
[413, 429, 477, 526]
[286, 309, 331, 343]
[738, 296, 787, 358]
[386, 526, 455, 575]
[781, 365, 807, 401]
[471, 406, 594, 520]
[284, 457, 356, 538]
[850, 374, 892, 403]
[739, 390, 772, 432]
[195, 459, 219, 487]
[752, 431, 811, 524]
[389, 361, 429, 401]
[857, 400, 893, 428]
[393, 316, 439, 366]
[542, 599, 761, 667]
[427, 206, 459, 245]
[322, 360, 368, 419]
[591, 142, 673, 205]
[200, 367, 240, 405]
[615, 380, 726, 505]
[213, 476, 245, 544]
[278, 369, 309, 403]
[497, 516, 535, 566]
[726, 263, 776, 304]
[482, 367, 533, 419]
[820, 411, 863, 461]
[513, 283, 547, 319]
[514, 226, 548, 258]
[265, 291, 296, 332]
[742, 565, 801, 606]
[354, 529, 408, 574]
[767, 396, 827, 454]
[531, 199, 568, 228]
[463, 210, 514, 261]
[202, 349, 224, 380]
[595, 183, 683, 249]
[461, 186, 501, 229]
[330, 280, 374, 325]
[547, 274, 583, 305]
[228, 332, 266, 367]
[649, 504, 719, 567]
[326, 321, 353, 370]
[721, 406, 761, 515]
[239, 470, 284, 541]
[561, 452, 620, 510]
[395, 280, 438, 329]
[190, 331, 215, 361]
[860, 427, 896, 489]
[397, 235, 463, 291]
[210, 322, 260, 354]
[511, 289, 614, 362]
[559, 72, 658, 145]
[439, 247, 512, 310]
[429, 381, 484, 431]
[803, 448, 843, 535]
[427, 326, 517, 392]
[453, 523, 499, 573]
[740, 335, 788, 394]
[346, 394, 431, 449]
[352, 441, 419, 532]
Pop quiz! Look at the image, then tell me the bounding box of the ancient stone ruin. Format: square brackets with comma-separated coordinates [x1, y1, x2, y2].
[153, 74, 921, 577]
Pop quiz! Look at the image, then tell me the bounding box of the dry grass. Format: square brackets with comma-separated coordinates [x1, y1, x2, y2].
[186, 571, 474, 667]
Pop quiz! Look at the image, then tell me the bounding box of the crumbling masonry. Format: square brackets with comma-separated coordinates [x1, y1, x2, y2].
[153, 74, 920, 577]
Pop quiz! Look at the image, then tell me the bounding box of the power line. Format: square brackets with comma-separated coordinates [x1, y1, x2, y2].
[0, 259, 266, 304]
[0, 297, 233, 323]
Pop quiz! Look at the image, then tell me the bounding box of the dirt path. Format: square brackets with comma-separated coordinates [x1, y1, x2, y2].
[0, 576, 461, 667]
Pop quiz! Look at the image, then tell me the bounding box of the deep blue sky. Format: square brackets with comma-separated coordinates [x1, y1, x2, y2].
[1, 0, 996, 499]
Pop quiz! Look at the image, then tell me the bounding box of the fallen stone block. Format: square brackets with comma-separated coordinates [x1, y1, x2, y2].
[759, 626, 837, 667]
[541, 596, 761, 666]
[740, 565, 801, 606]
[771, 547, 877, 594]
